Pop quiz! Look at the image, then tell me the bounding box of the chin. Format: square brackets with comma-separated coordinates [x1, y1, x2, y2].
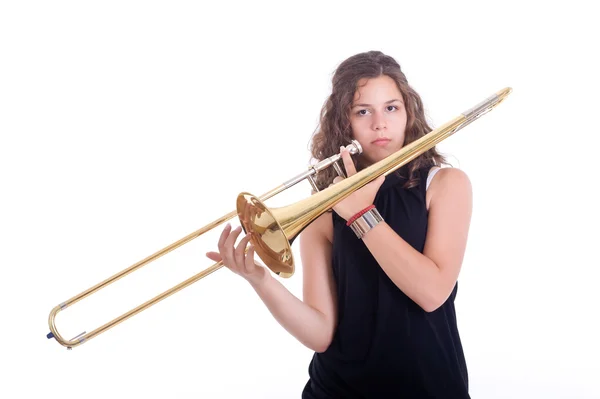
[364, 154, 386, 165]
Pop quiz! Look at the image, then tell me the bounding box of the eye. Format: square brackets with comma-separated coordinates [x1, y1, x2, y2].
[386, 105, 398, 112]
[357, 109, 370, 116]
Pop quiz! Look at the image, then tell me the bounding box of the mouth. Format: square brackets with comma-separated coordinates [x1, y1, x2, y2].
[372, 138, 391, 146]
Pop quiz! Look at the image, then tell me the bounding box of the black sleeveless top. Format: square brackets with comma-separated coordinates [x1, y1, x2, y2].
[302, 165, 470, 398]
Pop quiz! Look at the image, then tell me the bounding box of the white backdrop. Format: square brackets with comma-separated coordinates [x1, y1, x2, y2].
[1, 1, 599, 398]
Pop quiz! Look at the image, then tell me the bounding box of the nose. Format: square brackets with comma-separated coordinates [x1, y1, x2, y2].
[371, 112, 386, 130]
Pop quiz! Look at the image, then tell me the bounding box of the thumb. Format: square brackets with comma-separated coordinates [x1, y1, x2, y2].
[370, 175, 386, 189]
[206, 252, 222, 262]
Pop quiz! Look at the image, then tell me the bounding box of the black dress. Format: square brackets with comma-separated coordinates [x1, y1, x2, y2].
[302, 165, 470, 398]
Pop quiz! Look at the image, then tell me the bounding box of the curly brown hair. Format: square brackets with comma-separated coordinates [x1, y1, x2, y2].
[308, 51, 450, 190]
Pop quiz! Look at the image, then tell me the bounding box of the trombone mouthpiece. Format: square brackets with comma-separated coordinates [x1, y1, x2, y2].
[348, 140, 362, 155]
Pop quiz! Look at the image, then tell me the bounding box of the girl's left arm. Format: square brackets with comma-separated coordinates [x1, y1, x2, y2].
[361, 167, 473, 312]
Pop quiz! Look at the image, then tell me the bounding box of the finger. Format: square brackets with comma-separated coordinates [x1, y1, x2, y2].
[370, 175, 386, 189]
[217, 223, 232, 253]
[244, 244, 260, 274]
[234, 232, 253, 268]
[206, 251, 222, 262]
[223, 226, 243, 267]
[332, 176, 344, 184]
[339, 146, 357, 177]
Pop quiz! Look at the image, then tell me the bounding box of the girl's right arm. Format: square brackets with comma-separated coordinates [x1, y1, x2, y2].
[206, 213, 337, 353]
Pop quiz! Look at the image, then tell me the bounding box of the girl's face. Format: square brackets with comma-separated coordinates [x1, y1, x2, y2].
[349, 75, 408, 166]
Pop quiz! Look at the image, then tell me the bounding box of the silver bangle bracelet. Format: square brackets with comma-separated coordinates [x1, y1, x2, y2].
[349, 208, 383, 239]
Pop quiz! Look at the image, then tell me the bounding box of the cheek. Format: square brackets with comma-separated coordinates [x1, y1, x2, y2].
[350, 118, 366, 137]
[391, 111, 407, 125]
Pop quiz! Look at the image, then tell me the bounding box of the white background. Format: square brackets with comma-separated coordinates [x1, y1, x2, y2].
[1, 1, 599, 398]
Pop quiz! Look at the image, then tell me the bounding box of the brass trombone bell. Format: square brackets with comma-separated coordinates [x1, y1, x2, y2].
[47, 87, 512, 349]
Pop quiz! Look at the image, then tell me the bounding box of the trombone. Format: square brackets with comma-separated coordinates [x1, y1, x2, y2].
[47, 87, 512, 349]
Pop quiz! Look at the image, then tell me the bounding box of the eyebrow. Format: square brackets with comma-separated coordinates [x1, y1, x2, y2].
[352, 98, 403, 108]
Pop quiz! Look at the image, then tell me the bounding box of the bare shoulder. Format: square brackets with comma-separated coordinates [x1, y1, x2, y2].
[426, 167, 472, 210]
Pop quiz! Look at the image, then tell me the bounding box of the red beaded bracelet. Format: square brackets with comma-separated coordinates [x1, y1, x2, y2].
[346, 205, 376, 226]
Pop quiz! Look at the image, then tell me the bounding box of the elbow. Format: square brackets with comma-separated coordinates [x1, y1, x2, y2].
[313, 342, 331, 353]
[422, 301, 442, 313]
[313, 332, 335, 353]
[304, 338, 331, 353]
[311, 325, 335, 353]
[300, 335, 331, 353]
[418, 291, 447, 313]
[417, 277, 456, 312]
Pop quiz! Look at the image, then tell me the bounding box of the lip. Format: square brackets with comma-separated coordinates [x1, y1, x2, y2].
[372, 138, 391, 146]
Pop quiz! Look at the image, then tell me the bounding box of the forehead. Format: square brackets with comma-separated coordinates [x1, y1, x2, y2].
[353, 75, 402, 103]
